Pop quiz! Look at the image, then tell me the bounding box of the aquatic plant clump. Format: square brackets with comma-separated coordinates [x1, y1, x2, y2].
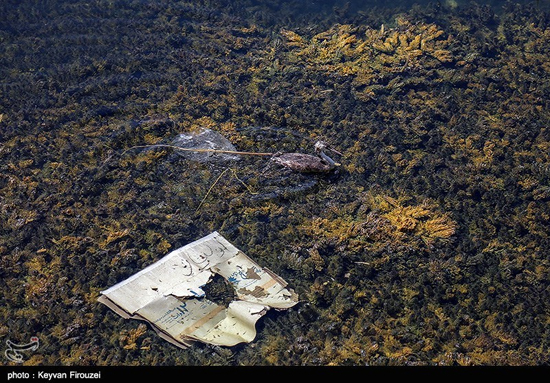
[278, 19, 453, 100]
[1, 0, 550, 367]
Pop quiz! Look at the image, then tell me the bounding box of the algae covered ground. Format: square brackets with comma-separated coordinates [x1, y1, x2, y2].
[1, 0, 550, 365]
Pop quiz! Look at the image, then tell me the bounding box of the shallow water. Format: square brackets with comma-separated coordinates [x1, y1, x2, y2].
[1, 0, 550, 366]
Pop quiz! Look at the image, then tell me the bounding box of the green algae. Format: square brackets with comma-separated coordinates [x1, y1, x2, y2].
[1, 0, 550, 366]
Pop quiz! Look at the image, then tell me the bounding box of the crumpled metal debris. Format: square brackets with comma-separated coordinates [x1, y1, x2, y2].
[98, 231, 298, 348]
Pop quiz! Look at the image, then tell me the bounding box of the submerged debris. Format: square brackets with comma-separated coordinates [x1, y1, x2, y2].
[99, 232, 298, 348]
[172, 128, 242, 163]
[272, 141, 342, 173]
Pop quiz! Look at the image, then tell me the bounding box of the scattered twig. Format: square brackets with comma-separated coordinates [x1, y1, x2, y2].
[125, 144, 272, 159]
[195, 167, 258, 213]
[99, 143, 274, 172]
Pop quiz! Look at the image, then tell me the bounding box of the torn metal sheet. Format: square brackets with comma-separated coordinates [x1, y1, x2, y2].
[98, 231, 298, 348]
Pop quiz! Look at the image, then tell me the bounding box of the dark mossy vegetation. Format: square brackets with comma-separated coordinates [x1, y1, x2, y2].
[1, 0, 550, 366]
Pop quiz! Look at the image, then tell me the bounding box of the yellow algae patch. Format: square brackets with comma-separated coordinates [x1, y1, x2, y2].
[300, 190, 456, 253]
